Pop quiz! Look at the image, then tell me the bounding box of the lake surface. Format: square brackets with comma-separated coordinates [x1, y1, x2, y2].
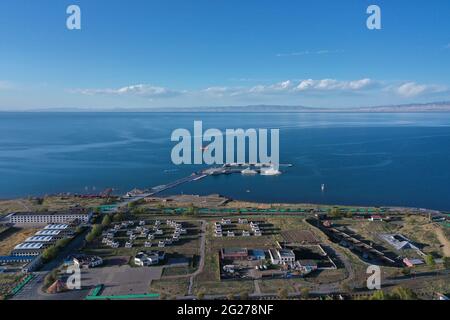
[1, 112, 450, 210]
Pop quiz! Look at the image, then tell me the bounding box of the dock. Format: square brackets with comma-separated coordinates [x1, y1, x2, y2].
[119, 163, 292, 208]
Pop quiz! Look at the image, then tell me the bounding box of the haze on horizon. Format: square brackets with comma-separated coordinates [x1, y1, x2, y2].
[0, 0, 450, 111]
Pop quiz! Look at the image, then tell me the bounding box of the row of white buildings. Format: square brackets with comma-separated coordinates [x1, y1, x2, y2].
[8, 211, 92, 225]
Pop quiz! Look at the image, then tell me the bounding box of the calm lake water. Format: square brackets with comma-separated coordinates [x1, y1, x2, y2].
[1, 112, 450, 210]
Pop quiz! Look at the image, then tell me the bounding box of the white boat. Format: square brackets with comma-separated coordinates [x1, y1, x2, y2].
[260, 166, 281, 176]
[241, 167, 257, 175]
[321, 184, 325, 192]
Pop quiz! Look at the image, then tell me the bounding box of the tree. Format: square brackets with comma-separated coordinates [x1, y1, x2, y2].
[425, 254, 436, 267]
[101, 214, 111, 227]
[112, 213, 124, 222]
[85, 232, 95, 243]
[91, 224, 103, 237]
[75, 226, 84, 234]
[278, 288, 289, 300]
[55, 238, 70, 249]
[41, 246, 58, 262]
[85, 224, 103, 243]
[300, 287, 310, 300]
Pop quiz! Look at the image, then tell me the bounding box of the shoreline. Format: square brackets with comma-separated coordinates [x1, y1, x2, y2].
[0, 192, 446, 216]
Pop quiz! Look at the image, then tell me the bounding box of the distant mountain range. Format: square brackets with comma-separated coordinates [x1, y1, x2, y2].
[159, 101, 450, 113]
[8, 101, 450, 113]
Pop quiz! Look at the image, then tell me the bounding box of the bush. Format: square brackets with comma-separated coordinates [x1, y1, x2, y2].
[369, 290, 386, 300]
[444, 257, 450, 269]
[196, 291, 205, 300]
[390, 287, 417, 300]
[239, 290, 249, 300]
[425, 254, 436, 267]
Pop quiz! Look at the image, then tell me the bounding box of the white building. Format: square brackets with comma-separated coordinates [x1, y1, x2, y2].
[73, 255, 103, 269]
[35, 229, 63, 238]
[269, 249, 296, 265]
[24, 235, 55, 244]
[12, 243, 45, 256]
[9, 212, 91, 225]
[134, 251, 165, 266]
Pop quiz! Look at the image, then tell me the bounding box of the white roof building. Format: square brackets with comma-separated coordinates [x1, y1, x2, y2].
[12, 242, 45, 256]
[14, 242, 44, 250]
[24, 236, 54, 243]
[44, 224, 69, 230]
[35, 229, 62, 237]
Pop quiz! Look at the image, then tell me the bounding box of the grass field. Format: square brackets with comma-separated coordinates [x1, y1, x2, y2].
[0, 196, 108, 216]
[336, 215, 448, 257]
[192, 279, 255, 296]
[150, 277, 190, 298]
[162, 266, 194, 277]
[83, 219, 202, 267]
[0, 273, 24, 300]
[192, 216, 337, 296]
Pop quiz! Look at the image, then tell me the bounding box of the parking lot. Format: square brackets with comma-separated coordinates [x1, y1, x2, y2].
[81, 264, 163, 296]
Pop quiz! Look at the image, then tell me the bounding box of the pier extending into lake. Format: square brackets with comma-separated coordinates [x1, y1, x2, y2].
[120, 163, 292, 207]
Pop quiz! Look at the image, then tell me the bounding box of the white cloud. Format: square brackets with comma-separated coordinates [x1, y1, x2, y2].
[276, 49, 344, 57]
[74, 84, 184, 98]
[395, 82, 448, 97]
[294, 78, 375, 92]
[72, 79, 448, 101]
[200, 78, 376, 98]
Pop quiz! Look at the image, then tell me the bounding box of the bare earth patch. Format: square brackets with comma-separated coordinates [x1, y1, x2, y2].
[0, 228, 40, 255]
[434, 226, 450, 257]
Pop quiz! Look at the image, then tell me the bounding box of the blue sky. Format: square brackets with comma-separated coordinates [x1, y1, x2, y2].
[0, 0, 449, 110]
